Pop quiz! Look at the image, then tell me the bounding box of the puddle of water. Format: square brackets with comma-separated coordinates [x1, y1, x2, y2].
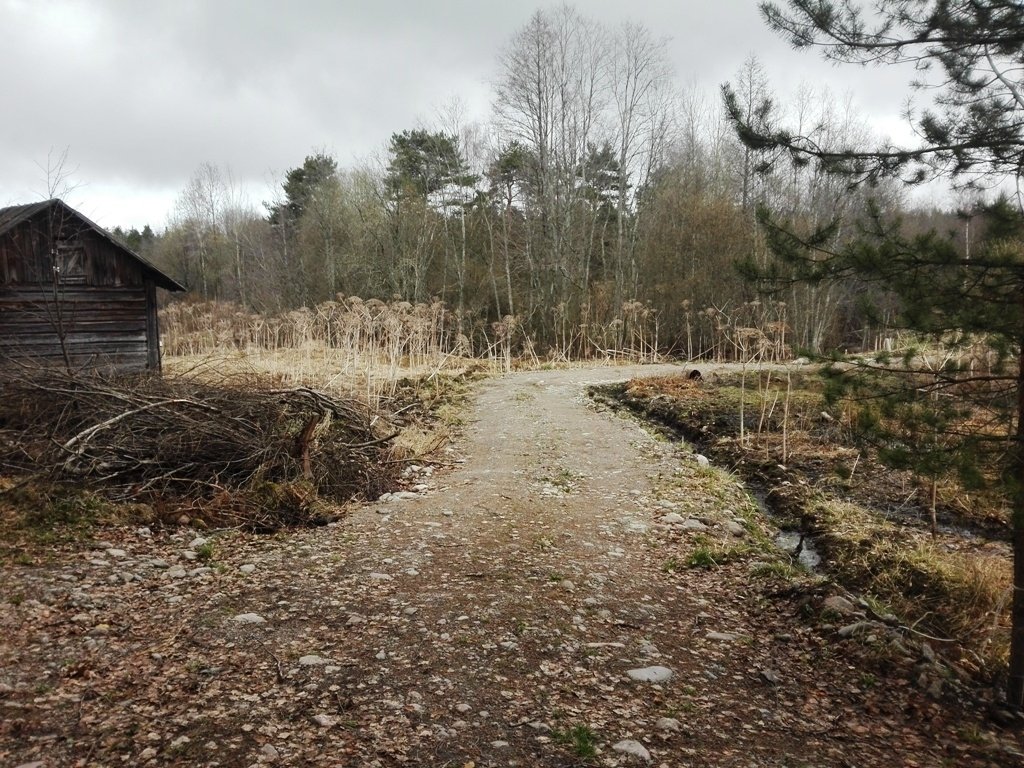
[774, 530, 821, 570]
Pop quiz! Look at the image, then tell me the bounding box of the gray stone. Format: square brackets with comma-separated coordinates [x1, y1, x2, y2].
[261, 744, 280, 759]
[725, 521, 746, 537]
[682, 519, 707, 531]
[823, 595, 857, 615]
[613, 739, 652, 762]
[166, 566, 187, 579]
[239, 564, 256, 574]
[188, 537, 208, 549]
[559, 579, 575, 591]
[660, 512, 685, 525]
[626, 665, 673, 683]
[368, 572, 393, 582]
[838, 621, 877, 638]
[921, 641, 936, 663]
[233, 613, 266, 625]
[454, 703, 472, 713]
[312, 714, 335, 727]
[298, 654, 327, 666]
[655, 717, 681, 732]
[694, 454, 711, 468]
[106, 548, 128, 558]
[639, 640, 659, 657]
[490, 740, 510, 748]
[706, 631, 737, 642]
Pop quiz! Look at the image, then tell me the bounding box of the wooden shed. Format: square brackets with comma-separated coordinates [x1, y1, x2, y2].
[0, 199, 184, 372]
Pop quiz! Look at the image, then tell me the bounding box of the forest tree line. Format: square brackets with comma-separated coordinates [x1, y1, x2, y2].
[114, 6, 978, 361]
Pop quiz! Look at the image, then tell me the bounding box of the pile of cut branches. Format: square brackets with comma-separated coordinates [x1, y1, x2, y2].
[0, 368, 400, 530]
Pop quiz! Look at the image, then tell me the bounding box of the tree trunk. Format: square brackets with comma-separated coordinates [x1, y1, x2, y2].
[1010, 337, 1024, 708]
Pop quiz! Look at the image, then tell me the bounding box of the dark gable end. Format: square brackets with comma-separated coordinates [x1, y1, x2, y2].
[0, 199, 185, 372]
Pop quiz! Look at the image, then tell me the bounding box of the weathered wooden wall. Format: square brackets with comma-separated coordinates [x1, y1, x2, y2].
[0, 286, 152, 369]
[0, 210, 160, 371]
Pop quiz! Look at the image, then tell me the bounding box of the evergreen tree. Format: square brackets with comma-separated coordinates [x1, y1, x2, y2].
[269, 153, 339, 225]
[725, 0, 1024, 709]
[384, 130, 476, 200]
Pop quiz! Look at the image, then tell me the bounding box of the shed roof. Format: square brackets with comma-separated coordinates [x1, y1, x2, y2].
[0, 199, 185, 292]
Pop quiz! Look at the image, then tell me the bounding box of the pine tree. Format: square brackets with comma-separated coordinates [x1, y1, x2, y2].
[725, 0, 1024, 709]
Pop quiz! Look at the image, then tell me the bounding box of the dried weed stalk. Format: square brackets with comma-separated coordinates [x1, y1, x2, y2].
[0, 367, 400, 530]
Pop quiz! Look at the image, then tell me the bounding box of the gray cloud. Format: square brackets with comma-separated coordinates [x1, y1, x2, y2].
[0, 0, 924, 229]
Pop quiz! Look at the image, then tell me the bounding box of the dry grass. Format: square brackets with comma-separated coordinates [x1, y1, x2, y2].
[164, 347, 482, 410]
[817, 499, 1011, 669]
[161, 298, 486, 406]
[607, 373, 1015, 675]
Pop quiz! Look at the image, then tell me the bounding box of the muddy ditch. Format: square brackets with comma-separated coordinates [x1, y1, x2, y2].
[590, 374, 1010, 546]
[589, 373, 1014, 672]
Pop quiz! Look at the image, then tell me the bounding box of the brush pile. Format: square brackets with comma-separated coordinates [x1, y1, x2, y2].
[0, 368, 400, 530]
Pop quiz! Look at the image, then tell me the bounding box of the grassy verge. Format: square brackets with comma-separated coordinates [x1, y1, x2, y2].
[599, 371, 1013, 675]
[814, 498, 1010, 669]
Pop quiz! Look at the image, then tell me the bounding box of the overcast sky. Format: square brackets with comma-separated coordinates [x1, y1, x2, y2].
[0, 0, 930, 231]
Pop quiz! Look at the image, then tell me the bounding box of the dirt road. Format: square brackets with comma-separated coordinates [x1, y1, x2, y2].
[1, 365, 1016, 767]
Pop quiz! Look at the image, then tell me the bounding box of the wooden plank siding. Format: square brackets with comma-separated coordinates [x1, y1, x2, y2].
[0, 201, 185, 373]
[0, 285, 150, 370]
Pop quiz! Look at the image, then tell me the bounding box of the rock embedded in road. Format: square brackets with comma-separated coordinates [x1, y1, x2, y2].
[656, 717, 681, 732]
[613, 739, 652, 762]
[626, 665, 673, 683]
[233, 613, 266, 625]
[706, 631, 737, 642]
